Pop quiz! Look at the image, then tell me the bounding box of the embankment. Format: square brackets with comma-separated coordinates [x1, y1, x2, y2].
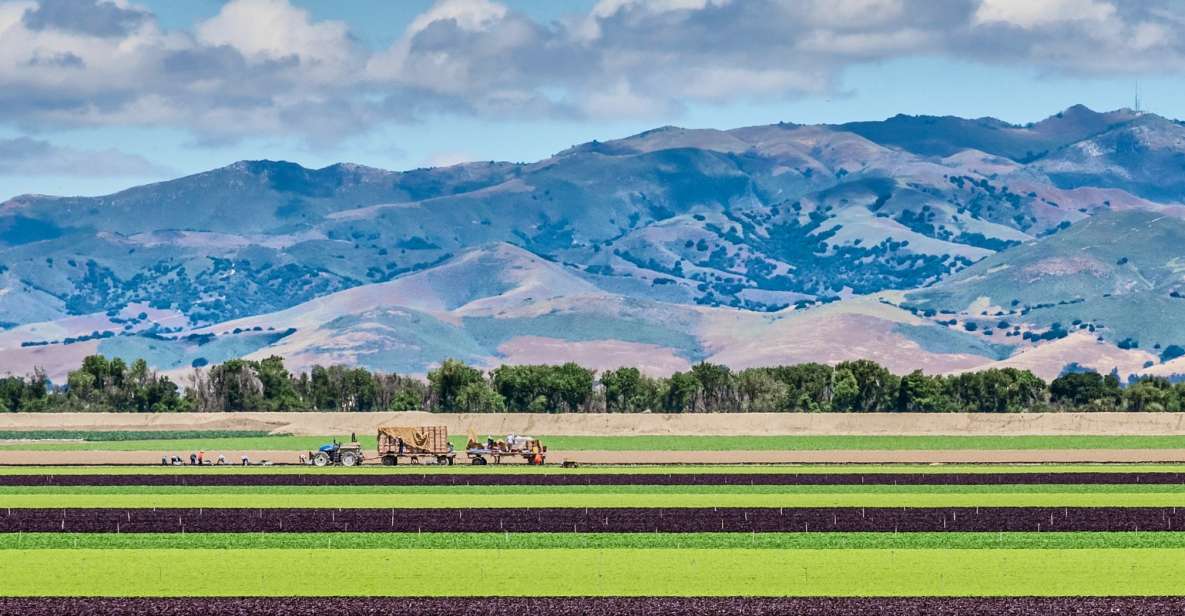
[2, 411, 1185, 436]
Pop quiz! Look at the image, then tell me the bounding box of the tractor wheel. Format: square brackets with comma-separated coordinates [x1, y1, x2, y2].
[312, 452, 330, 467]
[471, 456, 487, 466]
[382, 455, 398, 466]
[340, 451, 359, 467]
[437, 455, 448, 465]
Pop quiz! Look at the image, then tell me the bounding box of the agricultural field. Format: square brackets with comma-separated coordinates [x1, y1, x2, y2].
[5, 462, 1185, 613]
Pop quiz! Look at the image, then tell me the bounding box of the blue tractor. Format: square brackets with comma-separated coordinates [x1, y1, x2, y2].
[308, 437, 364, 467]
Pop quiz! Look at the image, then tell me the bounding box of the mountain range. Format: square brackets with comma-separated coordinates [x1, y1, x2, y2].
[1, 104, 1183, 382]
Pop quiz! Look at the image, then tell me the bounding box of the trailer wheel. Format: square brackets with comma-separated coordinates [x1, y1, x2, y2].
[471, 456, 487, 466]
[446, 456, 455, 466]
[340, 451, 360, 467]
[312, 452, 330, 467]
[382, 455, 398, 466]
[437, 455, 449, 465]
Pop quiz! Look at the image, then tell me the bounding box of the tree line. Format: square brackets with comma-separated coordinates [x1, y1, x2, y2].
[0, 355, 1184, 413]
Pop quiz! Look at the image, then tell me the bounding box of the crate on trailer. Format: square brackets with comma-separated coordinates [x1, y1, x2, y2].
[377, 425, 454, 465]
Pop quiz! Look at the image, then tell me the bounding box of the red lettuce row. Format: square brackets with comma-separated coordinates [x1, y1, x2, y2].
[2, 597, 1185, 615]
[1, 507, 1180, 533]
[3, 472, 1184, 486]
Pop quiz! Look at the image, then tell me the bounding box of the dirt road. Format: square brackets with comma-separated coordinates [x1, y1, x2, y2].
[8, 448, 1185, 466]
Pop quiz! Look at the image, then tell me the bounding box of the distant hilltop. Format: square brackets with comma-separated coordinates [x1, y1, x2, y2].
[0, 106, 1183, 382]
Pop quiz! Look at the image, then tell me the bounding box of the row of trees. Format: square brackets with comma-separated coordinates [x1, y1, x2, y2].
[1, 355, 1183, 413]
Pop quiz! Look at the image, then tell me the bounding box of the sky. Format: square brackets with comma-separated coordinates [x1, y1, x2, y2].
[1, 0, 1184, 199]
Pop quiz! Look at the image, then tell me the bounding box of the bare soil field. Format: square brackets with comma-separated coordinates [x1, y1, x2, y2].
[4, 411, 1185, 437]
[10, 448, 1185, 466]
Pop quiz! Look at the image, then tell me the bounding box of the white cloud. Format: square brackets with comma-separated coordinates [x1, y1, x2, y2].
[0, 136, 173, 177]
[421, 150, 476, 168]
[196, 0, 358, 79]
[406, 0, 508, 35]
[974, 0, 1117, 28]
[0, 0, 1183, 144]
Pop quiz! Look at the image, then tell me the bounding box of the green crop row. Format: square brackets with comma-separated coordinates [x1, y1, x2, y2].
[5, 484, 1185, 496]
[0, 430, 276, 443]
[4, 463, 1185, 476]
[7, 531, 1185, 551]
[1, 547, 1183, 596]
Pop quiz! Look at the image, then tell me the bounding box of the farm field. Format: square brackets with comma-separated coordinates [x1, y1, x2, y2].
[4, 461, 1185, 614]
[6, 428, 1185, 613]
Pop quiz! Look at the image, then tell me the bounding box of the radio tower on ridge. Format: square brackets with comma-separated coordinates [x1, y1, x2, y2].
[1134, 81, 1141, 113]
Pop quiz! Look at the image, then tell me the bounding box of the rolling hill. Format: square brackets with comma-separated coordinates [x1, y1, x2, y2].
[0, 105, 1183, 380]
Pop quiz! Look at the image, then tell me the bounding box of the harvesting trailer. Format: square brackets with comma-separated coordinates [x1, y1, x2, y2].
[377, 425, 455, 465]
[466, 430, 546, 465]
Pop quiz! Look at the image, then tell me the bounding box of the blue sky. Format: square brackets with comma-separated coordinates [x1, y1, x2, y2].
[0, 0, 1182, 199]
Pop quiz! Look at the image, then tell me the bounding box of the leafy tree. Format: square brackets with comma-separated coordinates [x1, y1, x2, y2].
[834, 360, 898, 411]
[897, 370, 953, 412]
[691, 362, 735, 411]
[1124, 377, 1179, 412]
[664, 371, 701, 412]
[256, 356, 301, 411]
[453, 381, 506, 413]
[734, 368, 790, 412]
[428, 359, 487, 412]
[767, 363, 833, 411]
[1050, 371, 1120, 409]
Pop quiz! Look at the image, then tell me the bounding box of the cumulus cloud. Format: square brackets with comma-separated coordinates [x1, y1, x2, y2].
[974, 0, 1116, 28]
[0, 136, 173, 176]
[0, 0, 1182, 143]
[22, 0, 148, 37]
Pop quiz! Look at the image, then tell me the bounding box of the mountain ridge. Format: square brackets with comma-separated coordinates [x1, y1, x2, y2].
[0, 105, 1182, 380]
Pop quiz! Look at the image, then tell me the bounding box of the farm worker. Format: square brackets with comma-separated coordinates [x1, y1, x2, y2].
[189, 453, 196, 465]
[217, 454, 226, 465]
[241, 455, 249, 466]
[486, 436, 495, 449]
[197, 451, 204, 465]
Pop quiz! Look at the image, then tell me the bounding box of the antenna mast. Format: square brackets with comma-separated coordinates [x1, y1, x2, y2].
[1135, 81, 1141, 113]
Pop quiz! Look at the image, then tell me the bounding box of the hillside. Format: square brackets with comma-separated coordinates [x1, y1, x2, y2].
[0, 106, 1182, 380]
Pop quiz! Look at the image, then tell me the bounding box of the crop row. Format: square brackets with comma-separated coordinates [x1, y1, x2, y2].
[4, 597, 1185, 616]
[9, 531, 1185, 550]
[3, 507, 1183, 533]
[5, 471, 1185, 486]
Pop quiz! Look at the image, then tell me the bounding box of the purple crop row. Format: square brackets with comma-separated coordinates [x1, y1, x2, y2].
[2, 507, 1182, 533]
[3, 597, 1185, 616]
[4, 472, 1184, 486]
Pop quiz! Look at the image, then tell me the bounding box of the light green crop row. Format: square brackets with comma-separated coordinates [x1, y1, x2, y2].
[7, 491, 1185, 508]
[5, 484, 1185, 496]
[2, 548, 1183, 596]
[8, 532, 1185, 551]
[4, 463, 1185, 475]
